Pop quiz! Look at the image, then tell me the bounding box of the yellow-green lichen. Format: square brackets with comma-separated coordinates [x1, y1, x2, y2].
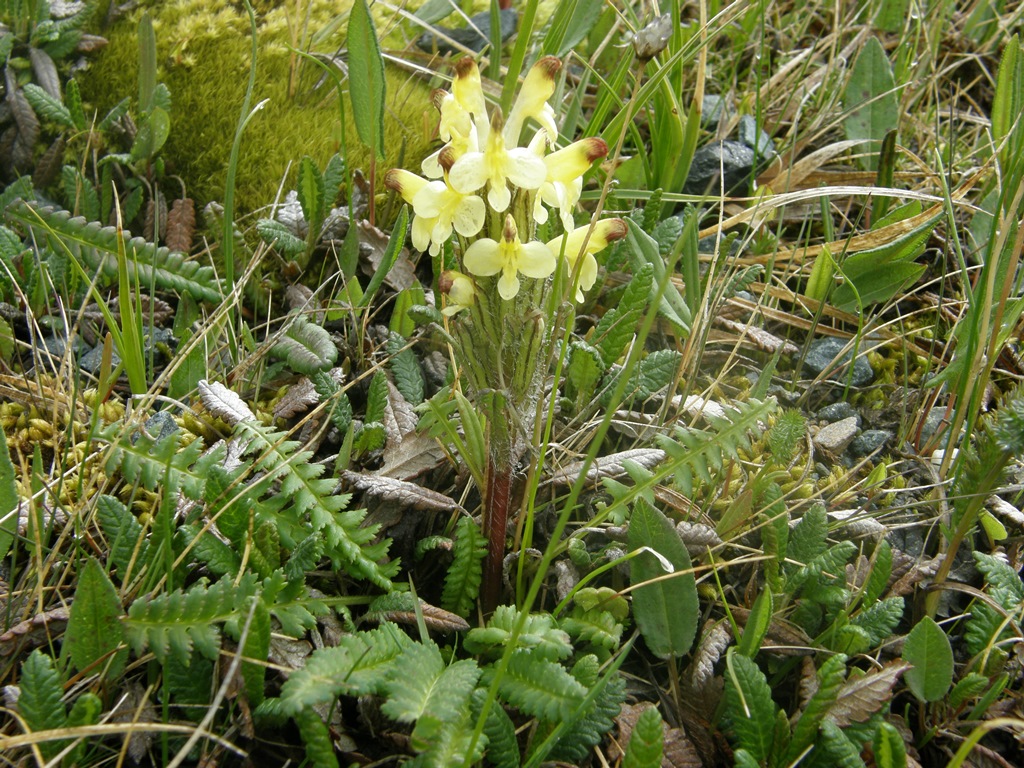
[78, 0, 456, 213]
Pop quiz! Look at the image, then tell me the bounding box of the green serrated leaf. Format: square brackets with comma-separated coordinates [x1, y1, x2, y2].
[65, 557, 127, 679]
[623, 705, 664, 768]
[257, 218, 306, 256]
[295, 708, 340, 768]
[96, 494, 149, 579]
[271, 315, 338, 374]
[347, 0, 386, 160]
[18, 650, 66, 759]
[388, 332, 425, 404]
[241, 598, 271, 706]
[628, 498, 698, 658]
[441, 516, 486, 618]
[872, 721, 907, 768]
[902, 616, 953, 702]
[381, 642, 479, 735]
[22, 82, 74, 127]
[724, 650, 778, 761]
[498, 652, 588, 722]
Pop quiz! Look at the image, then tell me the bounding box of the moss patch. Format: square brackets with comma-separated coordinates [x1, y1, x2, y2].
[78, 0, 451, 212]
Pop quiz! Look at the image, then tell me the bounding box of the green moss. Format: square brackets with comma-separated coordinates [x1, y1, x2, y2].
[78, 0, 449, 212]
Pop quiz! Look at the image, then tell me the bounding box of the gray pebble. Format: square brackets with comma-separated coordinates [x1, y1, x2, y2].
[683, 140, 756, 195]
[813, 416, 859, 454]
[850, 429, 892, 457]
[417, 9, 518, 55]
[803, 337, 875, 387]
[817, 401, 859, 423]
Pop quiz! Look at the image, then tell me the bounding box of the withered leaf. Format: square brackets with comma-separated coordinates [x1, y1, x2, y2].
[826, 661, 910, 726]
[715, 317, 800, 356]
[358, 220, 416, 292]
[613, 702, 703, 768]
[165, 198, 196, 254]
[548, 448, 666, 485]
[379, 430, 445, 481]
[383, 379, 418, 447]
[341, 470, 463, 513]
[364, 592, 469, 633]
[686, 621, 730, 693]
[0, 605, 70, 657]
[198, 379, 255, 424]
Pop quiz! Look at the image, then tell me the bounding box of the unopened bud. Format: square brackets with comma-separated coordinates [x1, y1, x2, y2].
[632, 13, 674, 61]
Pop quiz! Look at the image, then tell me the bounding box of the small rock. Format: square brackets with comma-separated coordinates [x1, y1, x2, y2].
[140, 411, 179, 444]
[701, 94, 727, 128]
[417, 8, 518, 55]
[78, 344, 119, 374]
[813, 416, 859, 455]
[803, 337, 875, 387]
[850, 429, 892, 457]
[817, 401, 859, 424]
[737, 114, 775, 159]
[683, 140, 756, 195]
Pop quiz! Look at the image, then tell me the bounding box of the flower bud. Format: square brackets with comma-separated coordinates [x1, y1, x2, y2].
[632, 13, 674, 61]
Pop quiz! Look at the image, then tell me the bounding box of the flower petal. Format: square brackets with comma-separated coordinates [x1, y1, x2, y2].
[463, 238, 502, 277]
[452, 195, 485, 237]
[487, 182, 511, 213]
[448, 152, 489, 194]
[411, 180, 449, 218]
[497, 267, 520, 300]
[411, 215, 434, 253]
[505, 148, 548, 190]
[504, 56, 560, 145]
[545, 137, 608, 182]
[517, 241, 556, 279]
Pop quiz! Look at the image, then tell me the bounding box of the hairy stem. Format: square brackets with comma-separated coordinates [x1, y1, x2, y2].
[481, 444, 513, 613]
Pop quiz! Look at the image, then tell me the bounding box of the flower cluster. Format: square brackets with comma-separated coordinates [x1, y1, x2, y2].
[385, 56, 624, 305]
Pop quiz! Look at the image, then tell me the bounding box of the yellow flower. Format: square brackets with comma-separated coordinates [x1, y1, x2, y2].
[439, 270, 476, 316]
[531, 135, 608, 230]
[385, 168, 485, 256]
[464, 214, 556, 300]
[449, 111, 547, 212]
[503, 56, 561, 146]
[547, 218, 628, 302]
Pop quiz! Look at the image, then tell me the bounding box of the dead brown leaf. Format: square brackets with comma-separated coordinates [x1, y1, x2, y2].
[826, 661, 910, 727]
[341, 471, 463, 513]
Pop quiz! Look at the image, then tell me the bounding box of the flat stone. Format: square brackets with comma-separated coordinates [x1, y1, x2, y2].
[803, 337, 875, 387]
[417, 8, 518, 55]
[813, 416, 859, 455]
[78, 344, 119, 374]
[850, 429, 892, 457]
[817, 401, 859, 423]
[683, 140, 756, 195]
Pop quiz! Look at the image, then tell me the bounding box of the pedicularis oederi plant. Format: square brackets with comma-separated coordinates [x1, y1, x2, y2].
[386, 56, 626, 611]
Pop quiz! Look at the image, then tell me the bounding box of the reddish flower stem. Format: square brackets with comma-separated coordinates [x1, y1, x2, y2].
[481, 452, 512, 613]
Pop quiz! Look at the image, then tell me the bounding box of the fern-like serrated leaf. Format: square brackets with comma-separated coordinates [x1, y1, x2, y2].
[441, 516, 486, 618]
[235, 420, 396, 589]
[623, 705, 664, 768]
[786, 654, 847, 763]
[4, 201, 223, 302]
[124, 577, 241, 665]
[99, 421, 217, 501]
[280, 625, 411, 714]
[496, 651, 587, 722]
[180, 523, 242, 576]
[271, 315, 338, 375]
[724, 650, 778, 762]
[807, 718, 864, 768]
[561, 604, 624, 659]
[382, 644, 480, 752]
[465, 605, 573, 660]
[654, 398, 775, 496]
[592, 264, 652, 366]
